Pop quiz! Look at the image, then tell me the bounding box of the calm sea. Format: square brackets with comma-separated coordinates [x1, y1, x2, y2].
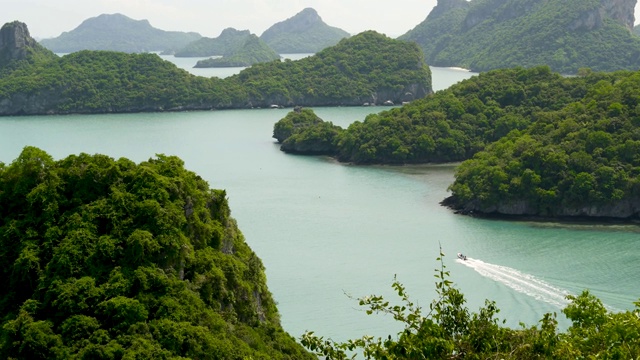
[0, 60, 638, 344]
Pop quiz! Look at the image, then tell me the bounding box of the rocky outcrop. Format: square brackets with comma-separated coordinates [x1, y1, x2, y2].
[0, 21, 35, 61]
[443, 196, 640, 220]
[570, 0, 636, 31]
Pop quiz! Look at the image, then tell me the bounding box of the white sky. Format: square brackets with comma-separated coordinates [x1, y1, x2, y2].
[1, 0, 441, 40]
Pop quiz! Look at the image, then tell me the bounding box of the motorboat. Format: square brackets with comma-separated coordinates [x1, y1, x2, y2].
[457, 252, 467, 261]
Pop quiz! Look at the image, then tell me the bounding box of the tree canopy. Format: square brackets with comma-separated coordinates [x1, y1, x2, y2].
[301, 251, 640, 359]
[0, 147, 313, 359]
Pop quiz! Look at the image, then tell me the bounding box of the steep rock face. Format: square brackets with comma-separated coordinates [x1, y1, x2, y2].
[571, 0, 637, 31]
[0, 21, 35, 61]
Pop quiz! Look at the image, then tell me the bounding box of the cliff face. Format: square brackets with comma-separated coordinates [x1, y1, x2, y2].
[572, 0, 637, 31]
[0, 21, 49, 66]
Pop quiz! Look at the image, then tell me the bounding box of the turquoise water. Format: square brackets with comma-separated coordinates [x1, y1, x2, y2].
[1, 68, 638, 344]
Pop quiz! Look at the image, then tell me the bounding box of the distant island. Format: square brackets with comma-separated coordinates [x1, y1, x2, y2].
[260, 8, 350, 53]
[193, 34, 280, 68]
[173, 28, 253, 57]
[38, 13, 201, 54]
[0, 22, 431, 115]
[274, 66, 640, 220]
[399, 0, 640, 74]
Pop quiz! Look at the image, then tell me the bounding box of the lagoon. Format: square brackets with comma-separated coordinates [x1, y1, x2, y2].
[0, 67, 638, 344]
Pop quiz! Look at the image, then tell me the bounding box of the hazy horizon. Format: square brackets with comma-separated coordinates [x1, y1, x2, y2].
[2, 0, 440, 40]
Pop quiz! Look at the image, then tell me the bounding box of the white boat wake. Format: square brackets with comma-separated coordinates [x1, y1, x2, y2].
[457, 258, 571, 308]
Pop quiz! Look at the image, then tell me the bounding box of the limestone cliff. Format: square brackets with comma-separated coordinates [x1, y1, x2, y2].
[0, 21, 55, 69]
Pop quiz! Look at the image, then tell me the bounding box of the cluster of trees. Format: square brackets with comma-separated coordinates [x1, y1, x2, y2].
[0, 147, 313, 359]
[194, 35, 280, 68]
[400, 0, 640, 74]
[230, 31, 430, 107]
[0, 25, 431, 115]
[447, 69, 640, 216]
[302, 251, 640, 359]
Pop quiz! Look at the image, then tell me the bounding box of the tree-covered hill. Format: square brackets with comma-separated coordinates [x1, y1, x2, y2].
[39, 13, 202, 54]
[230, 31, 431, 108]
[173, 28, 253, 58]
[0, 147, 314, 359]
[260, 8, 350, 53]
[0, 23, 431, 115]
[194, 34, 280, 68]
[400, 0, 640, 74]
[446, 69, 640, 219]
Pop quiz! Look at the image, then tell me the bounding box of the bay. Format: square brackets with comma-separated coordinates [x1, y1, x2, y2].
[0, 67, 638, 346]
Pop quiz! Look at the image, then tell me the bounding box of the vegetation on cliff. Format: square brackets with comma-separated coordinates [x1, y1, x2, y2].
[194, 35, 280, 68]
[447, 68, 640, 218]
[0, 26, 431, 115]
[0, 147, 313, 359]
[260, 8, 350, 54]
[0, 21, 57, 76]
[39, 13, 201, 54]
[400, 0, 640, 74]
[302, 251, 640, 359]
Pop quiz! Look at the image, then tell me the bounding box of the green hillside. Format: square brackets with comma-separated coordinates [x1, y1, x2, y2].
[400, 0, 640, 74]
[0, 147, 313, 359]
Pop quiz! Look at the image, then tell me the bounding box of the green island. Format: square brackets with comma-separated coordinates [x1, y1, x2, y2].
[173, 28, 253, 58]
[274, 66, 640, 219]
[193, 35, 280, 68]
[0, 22, 431, 115]
[399, 0, 640, 74]
[0, 147, 313, 359]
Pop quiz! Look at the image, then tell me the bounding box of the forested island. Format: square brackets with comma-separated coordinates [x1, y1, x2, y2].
[0, 147, 314, 359]
[0, 22, 430, 115]
[193, 34, 280, 68]
[274, 66, 640, 219]
[173, 28, 254, 58]
[399, 0, 640, 74]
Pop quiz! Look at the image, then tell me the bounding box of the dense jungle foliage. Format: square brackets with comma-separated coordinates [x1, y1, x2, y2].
[194, 35, 280, 68]
[302, 251, 640, 359]
[0, 147, 313, 359]
[0, 27, 431, 115]
[229, 31, 431, 107]
[400, 0, 640, 74]
[259, 8, 350, 54]
[173, 28, 252, 58]
[39, 14, 201, 54]
[447, 69, 640, 216]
